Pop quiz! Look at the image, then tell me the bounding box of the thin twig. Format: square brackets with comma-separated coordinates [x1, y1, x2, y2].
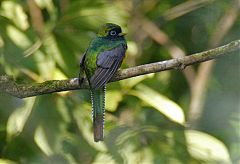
[0, 40, 239, 99]
[160, 0, 215, 22]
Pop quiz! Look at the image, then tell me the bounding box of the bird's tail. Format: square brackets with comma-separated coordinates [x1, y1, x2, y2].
[90, 86, 106, 142]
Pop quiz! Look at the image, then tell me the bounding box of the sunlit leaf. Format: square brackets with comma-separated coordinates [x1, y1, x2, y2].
[33, 50, 55, 79]
[6, 97, 36, 141]
[185, 130, 231, 163]
[229, 116, 240, 159]
[52, 33, 79, 76]
[106, 90, 122, 112]
[56, 97, 70, 122]
[34, 125, 53, 156]
[130, 84, 185, 124]
[93, 153, 115, 164]
[33, 96, 69, 156]
[6, 25, 31, 49]
[116, 126, 158, 145]
[43, 36, 67, 73]
[120, 74, 154, 89]
[0, 35, 4, 48]
[53, 68, 68, 80]
[0, 159, 17, 164]
[156, 71, 171, 86]
[20, 68, 42, 82]
[73, 103, 106, 151]
[127, 41, 138, 57]
[1, 1, 29, 30]
[120, 146, 154, 164]
[97, 140, 154, 164]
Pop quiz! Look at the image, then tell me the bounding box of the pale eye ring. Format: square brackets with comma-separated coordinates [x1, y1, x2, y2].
[110, 30, 117, 36]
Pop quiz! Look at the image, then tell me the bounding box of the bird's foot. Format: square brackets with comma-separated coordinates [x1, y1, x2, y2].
[78, 71, 85, 86]
[78, 77, 84, 86]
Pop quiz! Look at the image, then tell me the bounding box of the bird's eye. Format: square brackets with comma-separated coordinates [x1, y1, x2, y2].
[109, 30, 117, 36]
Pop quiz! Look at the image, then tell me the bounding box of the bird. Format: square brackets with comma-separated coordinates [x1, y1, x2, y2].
[79, 23, 127, 142]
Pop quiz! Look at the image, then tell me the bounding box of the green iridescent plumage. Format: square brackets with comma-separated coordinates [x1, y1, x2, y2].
[79, 23, 127, 142]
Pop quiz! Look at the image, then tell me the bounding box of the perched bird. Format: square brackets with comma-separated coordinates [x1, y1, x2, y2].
[79, 23, 127, 142]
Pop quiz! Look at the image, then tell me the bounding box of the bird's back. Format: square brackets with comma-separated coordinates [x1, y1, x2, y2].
[84, 37, 126, 85]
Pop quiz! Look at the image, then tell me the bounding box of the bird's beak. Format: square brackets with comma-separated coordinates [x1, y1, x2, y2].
[118, 32, 126, 36]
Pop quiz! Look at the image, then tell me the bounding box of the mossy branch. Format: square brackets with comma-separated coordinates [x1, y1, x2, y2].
[0, 40, 239, 98]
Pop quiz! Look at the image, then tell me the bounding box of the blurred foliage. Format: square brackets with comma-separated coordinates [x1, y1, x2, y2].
[0, 0, 239, 163]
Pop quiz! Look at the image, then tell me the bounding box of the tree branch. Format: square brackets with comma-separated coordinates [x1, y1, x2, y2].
[0, 40, 239, 99]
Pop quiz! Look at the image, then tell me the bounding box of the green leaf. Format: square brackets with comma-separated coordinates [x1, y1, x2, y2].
[6, 97, 36, 141]
[130, 84, 185, 124]
[6, 25, 31, 49]
[120, 74, 154, 89]
[1, 1, 29, 30]
[0, 35, 4, 48]
[126, 41, 138, 58]
[73, 103, 106, 151]
[34, 125, 53, 156]
[0, 159, 17, 164]
[33, 50, 55, 79]
[106, 90, 122, 112]
[43, 36, 67, 73]
[32, 96, 69, 156]
[185, 130, 231, 163]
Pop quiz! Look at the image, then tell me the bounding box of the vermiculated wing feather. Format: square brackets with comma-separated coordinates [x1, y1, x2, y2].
[90, 44, 127, 89]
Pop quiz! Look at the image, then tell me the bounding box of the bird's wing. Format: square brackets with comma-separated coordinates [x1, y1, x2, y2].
[90, 44, 127, 89]
[79, 50, 87, 83]
[79, 51, 86, 67]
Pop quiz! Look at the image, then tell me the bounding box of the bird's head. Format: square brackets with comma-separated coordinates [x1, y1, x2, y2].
[97, 23, 126, 38]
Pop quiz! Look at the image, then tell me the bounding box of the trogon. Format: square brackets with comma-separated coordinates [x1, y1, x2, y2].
[79, 23, 127, 142]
